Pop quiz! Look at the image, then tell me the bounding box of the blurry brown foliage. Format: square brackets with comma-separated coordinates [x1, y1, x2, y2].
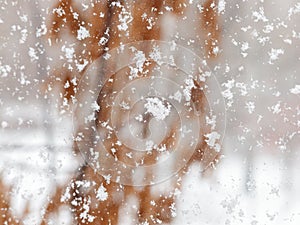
[40, 0, 221, 224]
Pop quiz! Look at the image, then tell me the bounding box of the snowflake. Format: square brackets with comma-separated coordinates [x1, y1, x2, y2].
[245, 101, 255, 114]
[77, 26, 90, 40]
[268, 48, 284, 64]
[0, 64, 11, 77]
[27, 47, 39, 62]
[204, 131, 221, 152]
[96, 184, 108, 201]
[144, 97, 171, 121]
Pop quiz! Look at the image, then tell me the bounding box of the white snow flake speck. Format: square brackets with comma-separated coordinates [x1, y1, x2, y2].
[96, 184, 108, 201]
[77, 26, 90, 40]
[144, 97, 171, 121]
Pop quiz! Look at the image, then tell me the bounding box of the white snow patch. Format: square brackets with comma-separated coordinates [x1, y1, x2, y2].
[99, 36, 108, 45]
[117, 7, 133, 32]
[91, 101, 100, 112]
[204, 131, 221, 152]
[36, 23, 47, 37]
[183, 78, 195, 102]
[19, 29, 28, 44]
[96, 184, 108, 201]
[245, 101, 255, 114]
[290, 85, 300, 95]
[1, 121, 8, 128]
[288, 3, 300, 19]
[144, 97, 171, 121]
[28, 47, 38, 62]
[252, 7, 268, 22]
[0, 64, 11, 77]
[76, 59, 88, 72]
[268, 48, 284, 64]
[270, 101, 282, 114]
[79, 197, 95, 223]
[53, 7, 65, 17]
[129, 50, 146, 79]
[149, 46, 162, 65]
[61, 45, 75, 62]
[77, 26, 90, 40]
[206, 114, 217, 130]
[222, 79, 235, 108]
[218, 0, 226, 14]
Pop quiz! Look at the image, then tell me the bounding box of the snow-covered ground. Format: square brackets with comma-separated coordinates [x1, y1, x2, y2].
[0, 101, 299, 224]
[174, 150, 300, 225]
[1, 122, 299, 224]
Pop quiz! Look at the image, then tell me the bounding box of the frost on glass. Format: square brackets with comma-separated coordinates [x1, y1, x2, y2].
[0, 0, 299, 225]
